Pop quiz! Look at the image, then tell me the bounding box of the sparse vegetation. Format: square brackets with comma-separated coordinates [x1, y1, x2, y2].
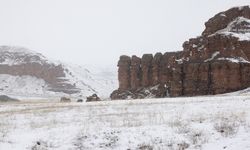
[213, 112, 246, 137]
[177, 141, 190, 150]
[137, 143, 154, 150]
[0, 96, 250, 149]
[31, 140, 56, 150]
[187, 130, 208, 149]
[214, 119, 240, 137]
[168, 117, 191, 134]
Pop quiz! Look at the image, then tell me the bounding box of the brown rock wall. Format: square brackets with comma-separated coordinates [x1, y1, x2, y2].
[130, 55, 141, 90]
[118, 55, 131, 90]
[141, 54, 153, 87]
[111, 6, 250, 100]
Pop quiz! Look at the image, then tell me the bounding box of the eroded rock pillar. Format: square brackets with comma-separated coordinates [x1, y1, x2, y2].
[141, 54, 153, 87]
[130, 55, 141, 90]
[118, 55, 131, 91]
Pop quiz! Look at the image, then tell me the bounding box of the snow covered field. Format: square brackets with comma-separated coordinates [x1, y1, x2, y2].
[0, 95, 250, 150]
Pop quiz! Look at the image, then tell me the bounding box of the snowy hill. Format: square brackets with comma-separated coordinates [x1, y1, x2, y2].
[0, 46, 117, 99]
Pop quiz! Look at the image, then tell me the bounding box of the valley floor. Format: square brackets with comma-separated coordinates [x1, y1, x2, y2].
[0, 95, 250, 150]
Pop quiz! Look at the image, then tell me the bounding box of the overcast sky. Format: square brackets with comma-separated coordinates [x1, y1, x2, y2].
[0, 0, 249, 67]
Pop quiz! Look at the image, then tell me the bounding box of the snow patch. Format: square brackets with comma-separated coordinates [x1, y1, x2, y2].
[197, 45, 205, 51]
[220, 13, 226, 17]
[238, 5, 250, 11]
[192, 44, 197, 48]
[204, 51, 220, 62]
[175, 57, 189, 64]
[217, 57, 250, 63]
[215, 17, 250, 41]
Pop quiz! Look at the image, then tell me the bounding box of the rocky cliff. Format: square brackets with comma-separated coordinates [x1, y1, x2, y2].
[111, 6, 250, 99]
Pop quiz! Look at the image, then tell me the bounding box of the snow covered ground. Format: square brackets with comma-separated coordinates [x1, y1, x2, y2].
[0, 95, 250, 150]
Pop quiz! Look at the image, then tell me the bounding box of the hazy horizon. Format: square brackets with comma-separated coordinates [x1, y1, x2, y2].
[0, 0, 249, 67]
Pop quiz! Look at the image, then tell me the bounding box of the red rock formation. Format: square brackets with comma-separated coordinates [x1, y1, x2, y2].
[118, 55, 131, 91]
[152, 53, 162, 86]
[130, 55, 141, 90]
[111, 6, 250, 100]
[141, 54, 153, 87]
[202, 6, 250, 36]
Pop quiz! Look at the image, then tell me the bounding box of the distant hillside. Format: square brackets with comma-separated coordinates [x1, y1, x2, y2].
[0, 46, 117, 98]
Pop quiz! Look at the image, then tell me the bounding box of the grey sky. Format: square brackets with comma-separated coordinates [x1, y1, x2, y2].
[0, 0, 249, 67]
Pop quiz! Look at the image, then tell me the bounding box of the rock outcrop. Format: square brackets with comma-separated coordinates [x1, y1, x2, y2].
[0, 95, 19, 102]
[111, 6, 250, 100]
[86, 94, 101, 102]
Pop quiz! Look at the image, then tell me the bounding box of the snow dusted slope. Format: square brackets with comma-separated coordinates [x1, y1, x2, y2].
[0, 75, 48, 95]
[0, 46, 117, 99]
[62, 63, 117, 98]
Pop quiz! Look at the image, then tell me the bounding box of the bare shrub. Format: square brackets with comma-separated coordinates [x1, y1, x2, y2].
[190, 113, 207, 124]
[214, 119, 239, 137]
[31, 141, 49, 150]
[187, 130, 208, 149]
[74, 130, 120, 150]
[137, 143, 153, 150]
[177, 141, 190, 150]
[99, 132, 119, 149]
[164, 139, 190, 150]
[0, 120, 10, 143]
[213, 112, 247, 137]
[165, 139, 175, 150]
[0, 128, 8, 142]
[168, 117, 191, 134]
[73, 135, 88, 150]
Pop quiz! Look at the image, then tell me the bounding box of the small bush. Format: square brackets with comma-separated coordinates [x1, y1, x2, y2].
[177, 141, 190, 150]
[187, 130, 208, 149]
[213, 112, 247, 137]
[168, 118, 191, 134]
[137, 143, 153, 150]
[214, 119, 239, 137]
[31, 141, 49, 150]
[0, 122, 10, 143]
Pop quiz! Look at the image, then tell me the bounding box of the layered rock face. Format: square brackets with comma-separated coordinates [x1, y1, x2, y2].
[111, 6, 250, 99]
[0, 46, 118, 98]
[0, 46, 79, 94]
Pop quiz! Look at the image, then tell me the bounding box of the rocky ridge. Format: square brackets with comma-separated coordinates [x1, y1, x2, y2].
[0, 46, 77, 94]
[0, 46, 117, 98]
[111, 6, 250, 99]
